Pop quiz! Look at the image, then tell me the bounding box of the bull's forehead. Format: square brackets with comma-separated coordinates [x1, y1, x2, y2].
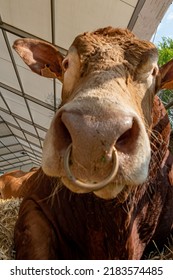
[71, 27, 158, 73]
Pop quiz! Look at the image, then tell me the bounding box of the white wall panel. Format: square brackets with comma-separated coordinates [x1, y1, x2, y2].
[1, 88, 31, 120]
[0, 0, 52, 41]
[55, 0, 135, 49]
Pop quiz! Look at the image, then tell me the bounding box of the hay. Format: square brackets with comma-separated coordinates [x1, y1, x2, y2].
[0, 198, 22, 260]
[149, 248, 173, 260]
[147, 239, 173, 260]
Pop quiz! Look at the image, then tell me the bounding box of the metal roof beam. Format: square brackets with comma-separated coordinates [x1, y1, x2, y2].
[0, 82, 56, 111]
[127, 0, 146, 30]
[0, 20, 67, 55]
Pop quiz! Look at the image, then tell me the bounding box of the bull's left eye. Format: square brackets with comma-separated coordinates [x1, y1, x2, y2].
[62, 58, 69, 72]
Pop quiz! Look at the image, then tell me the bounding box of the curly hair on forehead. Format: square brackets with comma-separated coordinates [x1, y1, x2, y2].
[72, 26, 157, 52]
[93, 26, 135, 38]
[72, 27, 134, 54]
[71, 26, 158, 77]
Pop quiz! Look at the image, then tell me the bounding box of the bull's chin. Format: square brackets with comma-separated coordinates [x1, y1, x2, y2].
[94, 183, 124, 199]
[61, 176, 125, 199]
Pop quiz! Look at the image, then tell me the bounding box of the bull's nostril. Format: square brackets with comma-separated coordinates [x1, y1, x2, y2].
[116, 119, 139, 153]
[55, 114, 72, 151]
[61, 122, 72, 146]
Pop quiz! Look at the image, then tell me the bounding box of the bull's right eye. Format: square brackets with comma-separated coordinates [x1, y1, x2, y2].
[62, 58, 69, 72]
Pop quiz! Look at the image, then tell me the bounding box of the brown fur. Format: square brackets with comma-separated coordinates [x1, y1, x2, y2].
[72, 27, 157, 78]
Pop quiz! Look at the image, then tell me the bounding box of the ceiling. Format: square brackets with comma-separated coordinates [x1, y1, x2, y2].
[0, 0, 172, 174]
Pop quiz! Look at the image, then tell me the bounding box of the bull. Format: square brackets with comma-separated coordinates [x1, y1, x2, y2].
[13, 27, 173, 259]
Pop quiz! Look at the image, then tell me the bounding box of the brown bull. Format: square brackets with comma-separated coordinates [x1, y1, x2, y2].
[13, 27, 173, 259]
[0, 167, 38, 199]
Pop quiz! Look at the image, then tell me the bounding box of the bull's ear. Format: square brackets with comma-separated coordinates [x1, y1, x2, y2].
[159, 58, 173, 89]
[13, 38, 64, 82]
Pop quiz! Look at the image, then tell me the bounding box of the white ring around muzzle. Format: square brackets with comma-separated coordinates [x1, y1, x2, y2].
[64, 144, 119, 191]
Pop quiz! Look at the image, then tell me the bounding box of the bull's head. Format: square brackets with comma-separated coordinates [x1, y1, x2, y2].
[13, 27, 173, 199]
